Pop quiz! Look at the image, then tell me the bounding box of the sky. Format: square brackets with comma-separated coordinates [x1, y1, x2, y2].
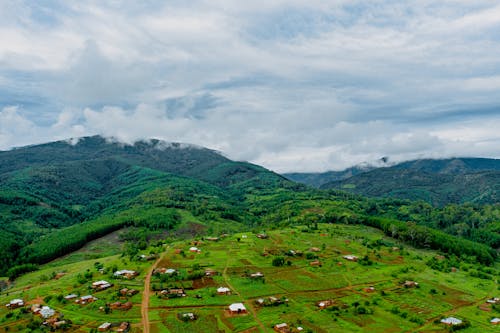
[1, 1, 500, 173]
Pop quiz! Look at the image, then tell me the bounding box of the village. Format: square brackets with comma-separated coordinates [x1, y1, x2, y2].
[0, 223, 499, 332]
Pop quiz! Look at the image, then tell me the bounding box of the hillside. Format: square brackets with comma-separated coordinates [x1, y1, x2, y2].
[0, 223, 498, 333]
[306, 158, 500, 206]
[284, 165, 375, 188]
[0, 136, 291, 273]
[0, 139, 497, 281]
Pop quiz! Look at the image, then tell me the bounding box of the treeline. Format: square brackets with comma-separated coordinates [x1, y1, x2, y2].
[19, 207, 182, 266]
[327, 213, 496, 265]
[362, 199, 500, 248]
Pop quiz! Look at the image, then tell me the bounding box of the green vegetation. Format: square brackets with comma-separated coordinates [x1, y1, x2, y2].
[0, 138, 498, 278]
[1, 224, 497, 332]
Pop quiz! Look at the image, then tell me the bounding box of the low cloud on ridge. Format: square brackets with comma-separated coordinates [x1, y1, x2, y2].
[1, 1, 499, 172]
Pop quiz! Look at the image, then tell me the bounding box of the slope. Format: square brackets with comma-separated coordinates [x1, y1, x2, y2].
[320, 158, 500, 206]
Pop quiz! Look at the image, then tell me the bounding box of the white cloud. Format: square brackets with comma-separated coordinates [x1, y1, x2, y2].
[1, 1, 500, 172]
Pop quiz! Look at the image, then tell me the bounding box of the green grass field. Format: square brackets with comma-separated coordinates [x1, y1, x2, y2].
[0, 223, 498, 332]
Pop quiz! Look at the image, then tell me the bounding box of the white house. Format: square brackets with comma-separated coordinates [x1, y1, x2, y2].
[441, 317, 462, 325]
[40, 306, 55, 318]
[217, 287, 231, 295]
[6, 299, 24, 308]
[229, 303, 247, 314]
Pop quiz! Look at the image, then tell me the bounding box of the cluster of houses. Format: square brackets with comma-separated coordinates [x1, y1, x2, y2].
[5, 299, 71, 330]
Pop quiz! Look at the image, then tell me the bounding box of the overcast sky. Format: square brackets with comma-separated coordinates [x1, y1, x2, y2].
[1, 1, 500, 172]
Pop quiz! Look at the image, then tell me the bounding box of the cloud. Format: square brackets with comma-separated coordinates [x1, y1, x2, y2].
[0, 1, 500, 172]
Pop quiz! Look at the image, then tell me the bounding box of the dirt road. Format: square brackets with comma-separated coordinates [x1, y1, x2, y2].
[141, 255, 163, 333]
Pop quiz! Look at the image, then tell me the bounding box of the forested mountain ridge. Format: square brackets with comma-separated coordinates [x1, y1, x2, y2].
[0, 138, 497, 280]
[286, 158, 500, 206]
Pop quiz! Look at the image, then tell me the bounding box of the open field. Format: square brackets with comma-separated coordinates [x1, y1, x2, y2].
[1, 223, 498, 332]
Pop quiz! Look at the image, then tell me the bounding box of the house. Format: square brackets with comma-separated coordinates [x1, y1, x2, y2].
[317, 300, 334, 309]
[403, 280, 419, 288]
[154, 267, 177, 275]
[250, 272, 264, 278]
[138, 254, 157, 261]
[31, 304, 42, 314]
[180, 312, 196, 321]
[363, 286, 376, 293]
[6, 299, 24, 309]
[189, 246, 201, 253]
[119, 288, 139, 296]
[274, 322, 290, 332]
[109, 301, 133, 310]
[487, 297, 499, 304]
[310, 260, 322, 267]
[309, 247, 321, 252]
[98, 322, 112, 332]
[160, 288, 186, 298]
[113, 270, 138, 279]
[343, 255, 358, 262]
[206, 237, 219, 242]
[491, 318, 500, 325]
[256, 296, 288, 307]
[116, 322, 129, 332]
[52, 320, 67, 329]
[441, 317, 462, 325]
[217, 287, 231, 295]
[256, 233, 269, 239]
[229, 303, 247, 314]
[205, 269, 218, 277]
[39, 306, 55, 319]
[76, 295, 97, 304]
[64, 294, 78, 300]
[92, 280, 113, 291]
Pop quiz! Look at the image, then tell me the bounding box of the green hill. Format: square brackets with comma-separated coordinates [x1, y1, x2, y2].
[0, 136, 290, 273]
[312, 158, 500, 206]
[0, 139, 497, 280]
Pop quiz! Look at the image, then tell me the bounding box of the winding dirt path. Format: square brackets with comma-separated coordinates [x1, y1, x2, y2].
[142, 255, 163, 333]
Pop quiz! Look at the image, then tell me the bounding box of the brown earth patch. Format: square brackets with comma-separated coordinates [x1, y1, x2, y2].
[192, 277, 217, 289]
[239, 259, 252, 266]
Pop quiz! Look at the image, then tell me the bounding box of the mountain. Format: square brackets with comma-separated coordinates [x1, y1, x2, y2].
[284, 158, 392, 188]
[0, 136, 293, 273]
[0, 138, 497, 279]
[284, 165, 376, 188]
[319, 158, 500, 206]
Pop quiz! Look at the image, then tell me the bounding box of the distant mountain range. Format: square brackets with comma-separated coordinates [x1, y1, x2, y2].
[284, 157, 500, 206]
